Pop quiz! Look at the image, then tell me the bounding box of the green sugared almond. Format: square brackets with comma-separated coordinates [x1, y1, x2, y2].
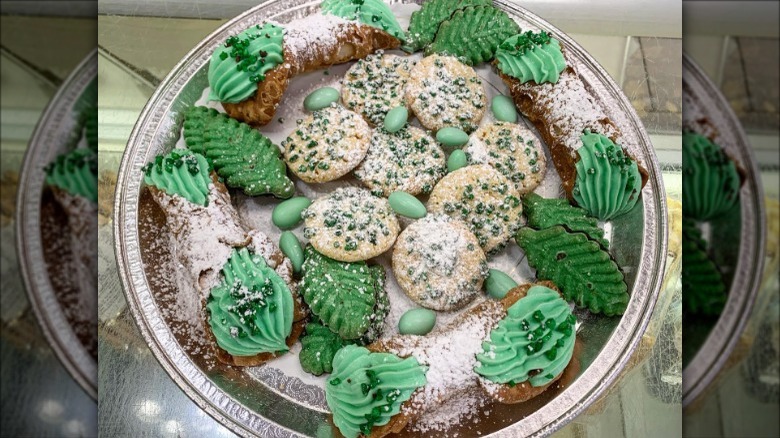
[682, 131, 740, 221]
[183, 106, 295, 199]
[425, 5, 520, 66]
[45, 148, 98, 203]
[321, 0, 406, 41]
[475, 285, 576, 387]
[206, 248, 295, 357]
[326, 345, 427, 438]
[495, 31, 567, 84]
[522, 193, 608, 248]
[572, 131, 642, 221]
[299, 245, 388, 341]
[142, 149, 212, 206]
[516, 226, 629, 316]
[681, 219, 726, 316]
[404, 0, 492, 52]
[299, 322, 350, 376]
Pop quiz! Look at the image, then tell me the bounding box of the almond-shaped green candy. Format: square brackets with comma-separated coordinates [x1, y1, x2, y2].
[484, 268, 518, 299]
[436, 127, 469, 148]
[491, 95, 518, 123]
[272, 196, 311, 229]
[383, 106, 408, 133]
[304, 87, 340, 111]
[398, 308, 436, 335]
[388, 191, 426, 219]
[447, 149, 468, 172]
[279, 231, 304, 274]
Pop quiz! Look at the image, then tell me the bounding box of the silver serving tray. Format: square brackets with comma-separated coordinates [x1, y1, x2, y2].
[114, 1, 668, 436]
[16, 49, 98, 399]
[681, 53, 766, 406]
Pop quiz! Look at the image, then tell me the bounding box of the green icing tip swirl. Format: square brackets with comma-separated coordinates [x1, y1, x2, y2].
[572, 132, 641, 221]
[321, 0, 405, 41]
[142, 150, 212, 206]
[682, 131, 740, 221]
[45, 148, 98, 203]
[206, 248, 294, 356]
[326, 345, 427, 438]
[207, 22, 285, 103]
[475, 285, 576, 387]
[496, 31, 566, 84]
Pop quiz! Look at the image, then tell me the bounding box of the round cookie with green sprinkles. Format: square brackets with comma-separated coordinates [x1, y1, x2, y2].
[341, 52, 415, 126]
[282, 105, 371, 183]
[463, 121, 547, 195]
[404, 54, 487, 133]
[428, 164, 523, 255]
[353, 126, 446, 197]
[393, 214, 488, 311]
[302, 186, 400, 262]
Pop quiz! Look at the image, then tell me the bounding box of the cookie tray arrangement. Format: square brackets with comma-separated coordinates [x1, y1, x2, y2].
[114, 1, 668, 436]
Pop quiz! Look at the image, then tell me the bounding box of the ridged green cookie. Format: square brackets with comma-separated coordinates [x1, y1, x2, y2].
[522, 193, 608, 248]
[299, 246, 388, 341]
[425, 5, 520, 65]
[682, 219, 726, 316]
[183, 106, 294, 198]
[299, 322, 349, 376]
[516, 226, 629, 316]
[404, 0, 492, 52]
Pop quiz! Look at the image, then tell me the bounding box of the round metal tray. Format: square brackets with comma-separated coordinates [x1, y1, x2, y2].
[114, 1, 668, 436]
[681, 53, 766, 406]
[16, 49, 98, 399]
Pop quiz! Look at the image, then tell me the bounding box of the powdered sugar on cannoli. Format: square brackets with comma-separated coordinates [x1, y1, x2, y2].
[277, 14, 352, 72]
[149, 175, 249, 296]
[384, 304, 505, 428]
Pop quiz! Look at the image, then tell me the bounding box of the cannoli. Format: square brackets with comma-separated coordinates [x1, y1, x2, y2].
[143, 149, 305, 366]
[324, 281, 577, 438]
[208, 0, 404, 126]
[495, 31, 649, 221]
[45, 148, 99, 289]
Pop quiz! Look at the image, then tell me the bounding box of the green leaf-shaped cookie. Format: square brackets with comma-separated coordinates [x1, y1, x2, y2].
[404, 0, 492, 52]
[299, 246, 388, 340]
[183, 106, 295, 198]
[516, 226, 628, 316]
[299, 322, 349, 376]
[522, 193, 608, 248]
[425, 4, 520, 65]
[682, 219, 726, 316]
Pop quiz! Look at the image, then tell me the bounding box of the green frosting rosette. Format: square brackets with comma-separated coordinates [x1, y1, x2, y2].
[142, 150, 212, 206]
[321, 0, 405, 41]
[475, 285, 576, 387]
[206, 248, 294, 356]
[682, 131, 740, 221]
[572, 131, 642, 221]
[326, 345, 427, 438]
[207, 22, 285, 104]
[495, 31, 567, 84]
[45, 148, 98, 203]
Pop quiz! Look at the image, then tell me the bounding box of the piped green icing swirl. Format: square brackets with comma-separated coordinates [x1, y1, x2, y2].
[206, 248, 294, 356]
[321, 0, 405, 41]
[682, 131, 740, 221]
[496, 31, 566, 84]
[572, 132, 642, 221]
[45, 148, 98, 203]
[207, 22, 285, 103]
[326, 345, 427, 438]
[475, 285, 576, 387]
[142, 150, 212, 206]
